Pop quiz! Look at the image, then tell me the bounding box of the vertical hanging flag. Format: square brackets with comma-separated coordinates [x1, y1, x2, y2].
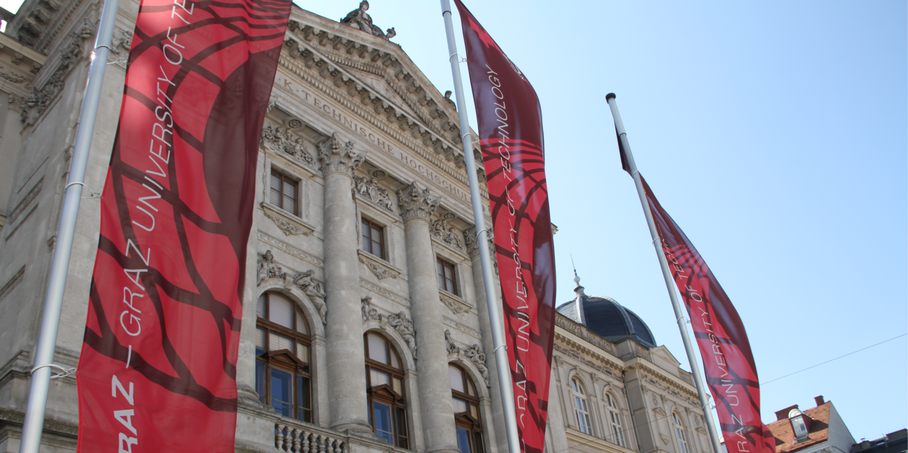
[639, 176, 775, 453]
[76, 1, 290, 451]
[453, 2, 556, 453]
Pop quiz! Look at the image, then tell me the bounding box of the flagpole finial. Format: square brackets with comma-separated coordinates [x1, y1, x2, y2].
[606, 92, 616, 101]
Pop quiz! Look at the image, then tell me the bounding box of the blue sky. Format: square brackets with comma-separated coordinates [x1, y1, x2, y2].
[4, 0, 905, 444]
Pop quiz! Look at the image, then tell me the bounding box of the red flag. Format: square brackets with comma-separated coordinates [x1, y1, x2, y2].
[76, 1, 290, 451]
[453, 2, 556, 453]
[640, 176, 775, 453]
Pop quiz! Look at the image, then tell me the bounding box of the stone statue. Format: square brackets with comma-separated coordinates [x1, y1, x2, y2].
[257, 250, 284, 286]
[445, 329, 459, 355]
[340, 1, 395, 39]
[361, 295, 381, 322]
[462, 344, 490, 387]
[387, 311, 417, 359]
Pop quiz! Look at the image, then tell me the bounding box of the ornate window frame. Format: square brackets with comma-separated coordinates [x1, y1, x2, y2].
[260, 156, 316, 237]
[570, 377, 593, 436]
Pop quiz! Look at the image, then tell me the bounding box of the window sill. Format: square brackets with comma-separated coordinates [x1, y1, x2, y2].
[358, 250, 402, 280]
[261, 202, 316, 237]
[439, 289, 471, 315]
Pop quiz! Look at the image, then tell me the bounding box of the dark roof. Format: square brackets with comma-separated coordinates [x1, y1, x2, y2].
[556, 293, 656, 348]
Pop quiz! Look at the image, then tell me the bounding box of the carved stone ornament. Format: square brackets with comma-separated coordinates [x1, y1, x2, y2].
[431, 213, 464, 251]
[262, 124, 316, 168]
[397, 182, 438, 222]
[0, 70, 27, 84]
[445, 330, 459, 355]
[386, 311, 417, 360]
[340, 1, 396, 40]
[292, 270, 327, 325]
[318, 133, 365, 176]
[440, 291, 470, 315]
[462, 344, 491, 387]
[361, 295, 382, 322]
[263, 208, 312, 237]
[359, 255, 398, 280]
[21, 25, 92, 125]
[464, 226, 495, 260]
[353, 174, 395, 213]
[257, 250, 285, 286]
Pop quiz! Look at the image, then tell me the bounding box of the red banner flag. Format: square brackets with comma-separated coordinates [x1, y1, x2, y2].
[640, 176, 775, 453]
[76, 1, 290, 451]
[453, 2, 556, 453]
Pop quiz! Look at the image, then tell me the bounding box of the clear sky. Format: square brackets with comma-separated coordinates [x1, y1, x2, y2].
[4, 0, 905, 444]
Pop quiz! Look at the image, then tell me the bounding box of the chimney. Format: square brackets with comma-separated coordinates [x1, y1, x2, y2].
[775, 405, 799, 421]
[814, 396, 825, 406]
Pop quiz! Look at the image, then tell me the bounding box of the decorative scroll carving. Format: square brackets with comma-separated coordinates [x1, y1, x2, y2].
[464, 226, 495, 260]
[359, 255, 398, 280]
[318, 133, 365, 176]
[397, 182, 438, 222]
[21, 27, 92, 124]
[292, 270, 327, 325]
[262, 124, 315, 167]
[263, 208, 312, 237]
[257, 251, 286, 286]
[386, 311, 417, 359]
[0, 70, 27, 84]
[431, 213, 463, 250]
[353, 173, 394, 212]
[361, 295, 382, 322]
[340, 1, 396, 40]
[439, 291, 470, 315]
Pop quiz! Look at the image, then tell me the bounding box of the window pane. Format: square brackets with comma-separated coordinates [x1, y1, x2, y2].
[298, 376, 311, 422]
[368, 333, 388, 364]
[271, 171, 281, 189]
[396, 407, 409, 449]
[473, 431, 485, 453]
[269, 332, 294, 354]
[269, 294, 293, 329]
[390, 350, 400, 369]
[392, 377, 402, 395]
[283, 195, 295, 213]
[255, 328, 265, 356]
[256, 294, 266, 318]
[297, 343, 309, 364]
[370, 369, 390, 387]
[295, 311, 308, 334]
[470, 403, 479, 420]
[450, 365, 464, 392]
[373, 402, 393, 444]
[456, 427, 473, 453]
[283, 179, 294, 195]
[255, 361, 265, 404]
[270, 187, 282, 206]
[271, 368, 293, 417]
[452, 397, 467, 413]
[467, 379, 476, 396]
[372, 240, 383, 258]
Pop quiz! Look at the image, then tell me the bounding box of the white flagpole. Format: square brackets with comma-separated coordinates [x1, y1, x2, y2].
[18, 0, 120, 451]
[439, 2, 521, 453]
[605, 93, 724, 453]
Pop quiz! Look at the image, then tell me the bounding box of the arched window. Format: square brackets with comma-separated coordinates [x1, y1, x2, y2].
[450, 364, 484, 453]
[364, 332, 409, 448]
[605, 393, 626, 447]
[255, 292, 312, 422]
[673, 412, 689, 453]
[571, 378, 592, 435]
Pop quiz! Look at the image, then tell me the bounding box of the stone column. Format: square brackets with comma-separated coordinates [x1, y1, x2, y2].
[464, 227, 509, 453]
[397, 182, 459, 453]
[318, 134, 371, 433]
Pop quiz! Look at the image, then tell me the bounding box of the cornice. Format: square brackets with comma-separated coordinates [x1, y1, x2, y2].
[554, 332, 625, 374]
[625, 358, 701, 405]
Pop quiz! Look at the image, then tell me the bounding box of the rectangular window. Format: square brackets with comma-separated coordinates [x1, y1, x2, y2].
[362, 218, 385, 259]
[270, 169, 299, 216]
[437, 257, 458, 295]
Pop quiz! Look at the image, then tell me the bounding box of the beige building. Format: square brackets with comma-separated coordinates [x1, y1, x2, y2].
[0, 1, 709, 453]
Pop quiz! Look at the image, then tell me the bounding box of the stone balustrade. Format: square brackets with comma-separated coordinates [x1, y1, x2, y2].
[274, 421, 348, 453]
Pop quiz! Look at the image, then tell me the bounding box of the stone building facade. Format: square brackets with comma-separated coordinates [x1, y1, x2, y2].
[0, 2, 709, 453]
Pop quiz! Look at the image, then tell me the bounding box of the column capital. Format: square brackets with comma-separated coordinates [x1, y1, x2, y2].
[397, 182, 439, 223]
[318, 133, 366, 177]
[464, 226, 495, 260]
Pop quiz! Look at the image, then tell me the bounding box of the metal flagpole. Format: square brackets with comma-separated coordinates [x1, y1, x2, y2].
[605, 93, 724, 453]
[18, 0, 120, 451]
[439, 2, 521, 453]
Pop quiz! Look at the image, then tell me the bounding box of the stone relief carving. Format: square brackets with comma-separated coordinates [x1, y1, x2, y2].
[439, 291, 470, 315]
[361, 295, 382, 322]
[263, 209, 311, 236]
[431, 213, 463, 250]
[292, 270, 327, 325]
[386, 311, 417, 360]
[318, 133, 365, 176]
[397, 182, 438, 222]
[340, 1, 396, 40]
[257, 250, 327, 324]
[0, 70, 28, 84]
[359, 255, 398, 280]
[257, 232, 323, 267]
[21, 25, 93, 125]
[464, 226, 497, 274]
[444, 330, 490, 387]
[360, 279, 407, 306]
[353, 171, 395, 212]
[552, 343, 618, 378]
[262, 124, 315, 167]
[257, 250, 285, 286]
